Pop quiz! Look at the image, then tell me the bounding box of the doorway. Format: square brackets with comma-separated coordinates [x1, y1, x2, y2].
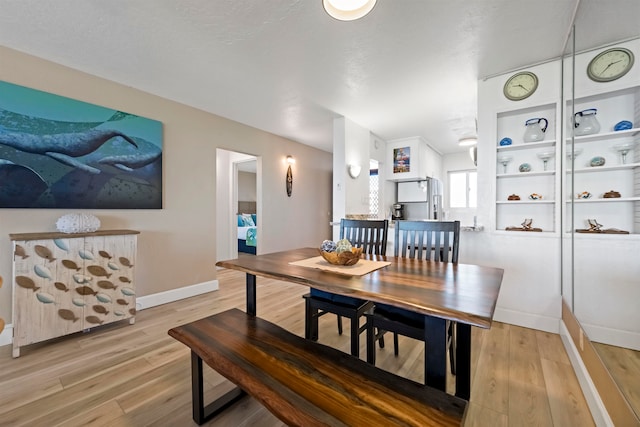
[215, 149, 259, 263]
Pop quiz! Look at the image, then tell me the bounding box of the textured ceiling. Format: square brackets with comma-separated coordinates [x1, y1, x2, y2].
[0, 1, 637, 154]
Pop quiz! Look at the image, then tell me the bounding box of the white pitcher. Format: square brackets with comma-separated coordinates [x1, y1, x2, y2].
[574, 109, 600, 136]
[523, 118, 548, 142]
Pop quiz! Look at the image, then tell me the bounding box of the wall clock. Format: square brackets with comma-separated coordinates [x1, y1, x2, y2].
[587, 47, 634, 82]
[503, 71, 538, 101]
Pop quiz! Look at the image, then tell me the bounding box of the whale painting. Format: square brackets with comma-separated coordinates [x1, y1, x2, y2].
[0, 80, 162, 208]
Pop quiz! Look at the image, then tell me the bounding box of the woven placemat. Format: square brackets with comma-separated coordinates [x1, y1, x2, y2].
[289, 256, 391, 276]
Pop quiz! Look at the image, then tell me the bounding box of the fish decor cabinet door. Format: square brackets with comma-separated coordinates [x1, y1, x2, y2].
[10, 229, 139, 358]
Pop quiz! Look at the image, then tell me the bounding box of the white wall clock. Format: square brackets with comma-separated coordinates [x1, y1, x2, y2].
[503, 71, 538, 101]
[587, 47, 634, 82]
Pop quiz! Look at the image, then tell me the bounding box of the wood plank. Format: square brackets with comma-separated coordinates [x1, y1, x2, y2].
[469, 322, 510, 414]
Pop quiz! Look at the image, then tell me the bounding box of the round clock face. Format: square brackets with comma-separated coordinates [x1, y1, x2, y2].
[587, 47, 634, 82]
[503, 71, 538, 101]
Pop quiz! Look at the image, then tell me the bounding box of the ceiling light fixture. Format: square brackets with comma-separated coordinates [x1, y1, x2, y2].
[458, 136, 478, 147]
[323, 0, 377, 21]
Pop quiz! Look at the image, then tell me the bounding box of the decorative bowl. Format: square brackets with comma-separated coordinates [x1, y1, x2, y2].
[499, 137, 512, 146]
[318, 247, 363, 266]
[613, 120, 632, 131]
[590, 156, 605, 167]
[519, 163, 531, 172]
[603, 190, 621, 198]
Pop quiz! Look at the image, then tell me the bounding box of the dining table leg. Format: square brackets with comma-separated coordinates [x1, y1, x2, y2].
[455, 323, 471, 400]
[246, 273, 256, 316]
[424, 316, 447, 392]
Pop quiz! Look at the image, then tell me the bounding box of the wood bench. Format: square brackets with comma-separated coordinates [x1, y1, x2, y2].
[168, 308, 467, 426]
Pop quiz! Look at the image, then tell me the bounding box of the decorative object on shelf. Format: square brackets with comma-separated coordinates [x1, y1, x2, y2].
[613, 141, 636, 164]
[587, 47, 635, 83]
[503, 71, 538, 101]
[506, 218, 542, 232]
[498, 155, 513, 173]
[576, 191, 592, 199]
[566, 147, 583, 161]
[519, 163, 531, 172]
[613, 120, 633, 131]
[499, 137, 512, 146]
[576, 219, 629, 234]
[603, 190, 621, 198]
[523, 117, 548, 142]
[574, 109, 600, 136]
[507, 194, 521, 201]
[589, 156, 605, 167]
[528, 193, 542, 200]
[55, 213, 100, 234]
[536, 150, 555, 171]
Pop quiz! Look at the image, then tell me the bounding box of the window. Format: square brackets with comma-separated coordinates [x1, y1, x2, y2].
[449, 170, 477, 208]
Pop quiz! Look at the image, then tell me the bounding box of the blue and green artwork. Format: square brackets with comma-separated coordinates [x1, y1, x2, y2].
[0, 81, 162, 209]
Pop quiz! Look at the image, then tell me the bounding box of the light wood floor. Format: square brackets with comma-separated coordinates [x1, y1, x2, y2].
[0, 269, 595, 426]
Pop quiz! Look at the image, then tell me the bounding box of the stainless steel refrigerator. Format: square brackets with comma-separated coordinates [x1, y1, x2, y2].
[396, 178, 443, 220]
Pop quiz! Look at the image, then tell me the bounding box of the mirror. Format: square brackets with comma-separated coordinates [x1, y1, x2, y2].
[565, 0, 640, 419]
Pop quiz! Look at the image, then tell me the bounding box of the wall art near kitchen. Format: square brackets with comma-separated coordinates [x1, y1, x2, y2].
[0, 81, 163, 209]
[393, 146, 410, 173]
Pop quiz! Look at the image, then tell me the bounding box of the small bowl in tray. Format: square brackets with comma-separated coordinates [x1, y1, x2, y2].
[318, 247, 363, 266]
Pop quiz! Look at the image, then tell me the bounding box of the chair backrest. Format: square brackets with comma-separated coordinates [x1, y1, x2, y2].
[340, 219, 389, 255]
[394, 220, 460, 262]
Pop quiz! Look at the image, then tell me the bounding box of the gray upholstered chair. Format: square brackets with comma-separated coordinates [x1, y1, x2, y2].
[366, 220, 460, 379]
[303, 218, 388, 357]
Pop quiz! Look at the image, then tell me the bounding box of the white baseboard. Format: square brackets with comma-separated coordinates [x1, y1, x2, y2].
[0, 280, 219, 347]
[493, 307, 560, 333]
[136, 280, 219, 310]
[581, 322, 640, 351]
[560, 322, 613, 427]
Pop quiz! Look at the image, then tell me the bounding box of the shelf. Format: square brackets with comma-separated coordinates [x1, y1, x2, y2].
[497, 140, 556, 152]
[497, 170, 555, 178]
[566, 197, 640, 203]
[566, 162, 640, 173]
[565, 128, 640, 143]
[497, 200, 555, 204]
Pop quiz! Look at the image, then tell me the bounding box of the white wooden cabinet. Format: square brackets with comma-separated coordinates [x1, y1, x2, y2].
[10, 229, 139, 357]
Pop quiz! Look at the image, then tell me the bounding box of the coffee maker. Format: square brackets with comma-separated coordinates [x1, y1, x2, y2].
[391, 203, 404, 220]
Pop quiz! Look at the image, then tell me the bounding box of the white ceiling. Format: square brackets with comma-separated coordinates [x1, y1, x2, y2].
[0, 1, 637, 155]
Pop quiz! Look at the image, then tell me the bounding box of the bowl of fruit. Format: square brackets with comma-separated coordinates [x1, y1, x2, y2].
[319, 239, 363, 266]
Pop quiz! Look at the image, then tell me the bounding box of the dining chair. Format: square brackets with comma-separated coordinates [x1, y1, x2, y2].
[365, 220, 460, 380]
[303, 218, 389, 357]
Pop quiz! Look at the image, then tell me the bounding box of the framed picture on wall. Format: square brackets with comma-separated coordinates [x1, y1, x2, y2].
[0, 80, 163, 209]
[393, 146, 410, 173]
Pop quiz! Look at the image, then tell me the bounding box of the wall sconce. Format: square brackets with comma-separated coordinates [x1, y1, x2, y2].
[347, 164, 362, 179]
[323, 0, 377, 21]
[469, 146, 477, 166]
[285, 156, 294, 197]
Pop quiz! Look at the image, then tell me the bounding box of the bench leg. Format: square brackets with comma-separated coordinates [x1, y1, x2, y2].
[191, 351, 246, 425]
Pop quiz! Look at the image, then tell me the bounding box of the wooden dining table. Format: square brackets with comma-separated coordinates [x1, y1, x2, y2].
[215, 247, 503, 401]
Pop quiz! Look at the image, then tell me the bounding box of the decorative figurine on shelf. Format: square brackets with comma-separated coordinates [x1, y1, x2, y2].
[529, 193, 542, 200]
[603, 190, 621, 198]
[507, 194, 520, 200]
[590, 156, 605, 167]
[506, 218, 543, 232]
[577, 191, 592, 199]
[519, 163, 531, 172]
[587, 219, 603, 232]
[576, 219, 629, 234]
